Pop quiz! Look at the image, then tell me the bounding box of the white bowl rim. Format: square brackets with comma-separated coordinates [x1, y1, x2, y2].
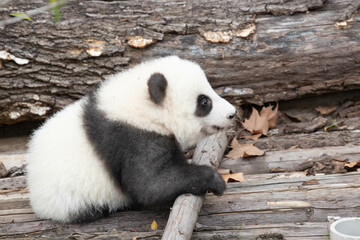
[330, 217, 360, 238]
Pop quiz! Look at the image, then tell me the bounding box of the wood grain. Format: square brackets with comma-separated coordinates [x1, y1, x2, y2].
[1, 0, 359, 124]
[221, 144, 360, 174]
[1, 172, 360, 239]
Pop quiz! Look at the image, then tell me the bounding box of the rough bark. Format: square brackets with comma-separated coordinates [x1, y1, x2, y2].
[221, 143, 360, 173]
[0, 0, 359, 124]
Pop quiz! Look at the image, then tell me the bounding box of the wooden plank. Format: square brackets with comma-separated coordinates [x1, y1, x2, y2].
[221, 145, 360, 174]
[256, 128, 360, 152]
[1, 172, 359, 239]
[192, 222, 330, 240]
[0, 136, 28, 154]
[198, 172, 360, 228]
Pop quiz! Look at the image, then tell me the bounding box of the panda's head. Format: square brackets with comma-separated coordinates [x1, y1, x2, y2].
[97, 56, 236, 150]
[146, 56, 236, 149]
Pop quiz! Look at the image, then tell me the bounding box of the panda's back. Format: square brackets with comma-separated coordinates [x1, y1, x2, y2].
[27, 99, 129, 222]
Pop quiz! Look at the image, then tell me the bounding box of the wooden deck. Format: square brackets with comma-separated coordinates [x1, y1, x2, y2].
[1, 135, 360, 239]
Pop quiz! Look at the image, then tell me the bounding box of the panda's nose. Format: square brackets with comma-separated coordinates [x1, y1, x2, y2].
[227, 111, 236, 119]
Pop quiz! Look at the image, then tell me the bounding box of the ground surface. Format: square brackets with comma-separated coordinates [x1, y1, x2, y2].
[0, 91, 360, 239]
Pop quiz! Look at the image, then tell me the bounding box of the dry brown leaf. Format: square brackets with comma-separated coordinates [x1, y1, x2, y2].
[242, 107, 269, 135]
[230, 136, 240, 148]
[288, 145, 298, 150]
[221, 172, 244, 183]
[226, 138, 264, 158]
[243, 145, 265, 158]
[315, 106, 337, 115]
[345, 161, 360, 168]
[242, 105, 278, 136]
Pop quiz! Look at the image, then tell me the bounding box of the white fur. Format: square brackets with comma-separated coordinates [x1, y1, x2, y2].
[97, 56, 235, 149]
[27, 99, 129, 222]
[27, 56, 235, 222]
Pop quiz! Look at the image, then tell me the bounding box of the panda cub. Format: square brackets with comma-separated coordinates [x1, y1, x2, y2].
[27, 56, 236, 223]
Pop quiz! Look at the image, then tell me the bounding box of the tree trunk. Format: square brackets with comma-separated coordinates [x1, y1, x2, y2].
[0, 0, 359, 124]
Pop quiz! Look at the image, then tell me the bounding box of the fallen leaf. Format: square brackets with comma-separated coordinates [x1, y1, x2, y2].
[151, 220, 158, 230]
[315, 106, 337, 115]
[230, 136, 240, 148]
[242, 107, 269, 135]
[221, 172, 244, 183]
[242, 104, 278, 136]
[345, 161, 360, 168]
[264, 104, 279, 129]
[288, 145, 298, 150]
[242, 145, 265, 158]
[226, 138, 264, 159]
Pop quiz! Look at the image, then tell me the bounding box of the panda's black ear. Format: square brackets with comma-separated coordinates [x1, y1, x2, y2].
[147, 73, 167, 105]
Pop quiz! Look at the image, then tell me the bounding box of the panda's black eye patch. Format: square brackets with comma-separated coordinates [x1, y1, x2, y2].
[195, 94, 212, 117]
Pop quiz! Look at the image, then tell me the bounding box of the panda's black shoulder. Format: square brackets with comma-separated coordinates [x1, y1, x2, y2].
[81, 91, 181, 185]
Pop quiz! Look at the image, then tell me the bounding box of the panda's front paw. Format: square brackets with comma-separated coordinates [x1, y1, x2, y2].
[189, 165, 226, 196]
[208, 171, 226, 196]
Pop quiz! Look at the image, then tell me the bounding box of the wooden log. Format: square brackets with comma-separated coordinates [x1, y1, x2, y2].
[221, 144, 360, 174]
[0, 0, 360, 124]
[161, 131, 228, 240]
[256, 127, 360, 151]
